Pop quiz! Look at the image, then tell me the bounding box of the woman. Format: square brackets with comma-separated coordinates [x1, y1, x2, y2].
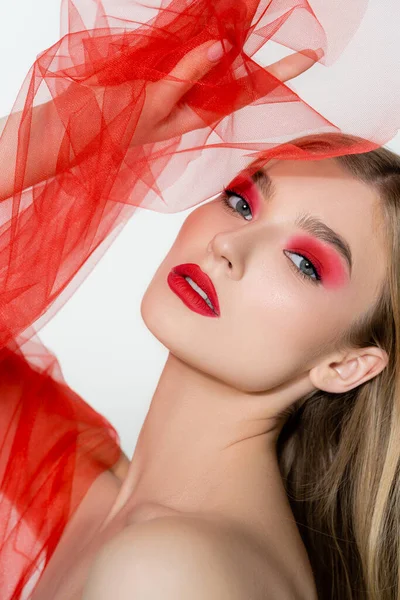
[34, 133, 400, 600]
[25, 128, 400, 600]
[1, 0, 399, 598]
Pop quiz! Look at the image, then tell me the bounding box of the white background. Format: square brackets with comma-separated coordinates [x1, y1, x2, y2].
[1, 0, 399, 456]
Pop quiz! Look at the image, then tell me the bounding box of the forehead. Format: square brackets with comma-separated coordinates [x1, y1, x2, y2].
[262, 157, 387, 290]
[264, 157, 382, 229]
[266, 158, 372, 204]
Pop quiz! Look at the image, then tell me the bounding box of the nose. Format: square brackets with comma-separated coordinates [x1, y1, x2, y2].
[207, 230, 244, 276]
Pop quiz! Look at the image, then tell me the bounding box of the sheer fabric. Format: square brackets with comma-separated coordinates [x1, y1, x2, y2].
[0, 0, 399, 597]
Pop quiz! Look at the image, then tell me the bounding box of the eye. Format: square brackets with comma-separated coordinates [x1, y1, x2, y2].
[220, 188, 253, 221]
[220, 188, 322, 285]
[284, 250, 322, 285]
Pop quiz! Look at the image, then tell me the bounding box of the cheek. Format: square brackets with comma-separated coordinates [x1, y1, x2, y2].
[178, 200, 231, 239]
[210, 289, 295, 390]
[217, 280, 342, 390]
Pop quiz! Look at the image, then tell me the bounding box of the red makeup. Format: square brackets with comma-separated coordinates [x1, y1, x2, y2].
[286, 234, 348, 288]
[225, 174, 262, 217]
[225, 173, 349, 289]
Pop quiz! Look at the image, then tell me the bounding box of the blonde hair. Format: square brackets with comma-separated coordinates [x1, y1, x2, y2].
[271, 133, 400, 599]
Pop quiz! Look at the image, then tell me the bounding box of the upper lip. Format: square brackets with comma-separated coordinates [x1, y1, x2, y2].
[172, 263, 220, 316]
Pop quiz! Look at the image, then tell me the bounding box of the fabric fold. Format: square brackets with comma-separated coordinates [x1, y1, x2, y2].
[0, 0, 398, 596]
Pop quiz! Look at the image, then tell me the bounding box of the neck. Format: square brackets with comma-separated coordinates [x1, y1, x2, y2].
[106, 352, 308, 544]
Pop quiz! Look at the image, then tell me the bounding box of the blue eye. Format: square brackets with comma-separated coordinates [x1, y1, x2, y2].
[284, 251, 321, 285]
[220, 188, 253, 221]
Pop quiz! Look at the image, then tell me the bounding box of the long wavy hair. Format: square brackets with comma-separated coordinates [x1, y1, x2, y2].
[274, 132, 400, 599]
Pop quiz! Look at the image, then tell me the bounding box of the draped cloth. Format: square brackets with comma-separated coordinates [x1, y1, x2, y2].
[0, 0, 399, 596]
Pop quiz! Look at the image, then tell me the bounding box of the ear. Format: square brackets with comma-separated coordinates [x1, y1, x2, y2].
[309, 346, 389, 393]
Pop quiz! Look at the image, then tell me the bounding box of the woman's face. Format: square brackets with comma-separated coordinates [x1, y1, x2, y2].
[141, 158, 387, 393]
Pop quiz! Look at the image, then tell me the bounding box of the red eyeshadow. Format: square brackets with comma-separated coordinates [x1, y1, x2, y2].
[287, 234, 349, 288]
[224, 175, 349, 289]
[225, 174, 262, 217]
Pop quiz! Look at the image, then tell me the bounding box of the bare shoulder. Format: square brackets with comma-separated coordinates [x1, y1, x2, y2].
[82, 514, 310, 600]
[82, 515, 239, 599]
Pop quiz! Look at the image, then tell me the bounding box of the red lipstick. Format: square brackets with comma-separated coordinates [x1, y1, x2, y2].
[167, 263, 220, 318]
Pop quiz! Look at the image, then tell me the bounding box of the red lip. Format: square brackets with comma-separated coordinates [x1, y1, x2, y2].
[168, 263, 220, 317]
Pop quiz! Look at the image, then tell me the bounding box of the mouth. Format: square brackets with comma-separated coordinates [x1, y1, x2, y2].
[167, 263, 220, 318]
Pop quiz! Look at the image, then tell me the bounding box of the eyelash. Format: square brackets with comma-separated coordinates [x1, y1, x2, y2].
[220, 188, 322, 285]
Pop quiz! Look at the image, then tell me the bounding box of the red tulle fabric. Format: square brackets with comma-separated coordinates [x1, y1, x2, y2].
[0, 0, 399, 596]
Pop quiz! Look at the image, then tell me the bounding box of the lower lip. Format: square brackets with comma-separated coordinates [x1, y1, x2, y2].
[167, 271, 218, 318]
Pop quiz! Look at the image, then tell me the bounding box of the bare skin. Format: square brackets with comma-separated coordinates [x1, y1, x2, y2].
[30, 155, 389, 599]
[5, 38, 388, 600]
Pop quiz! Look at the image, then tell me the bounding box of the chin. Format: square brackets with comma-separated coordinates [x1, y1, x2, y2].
[140, 281, 166, 341]
[140, 271, 184, 351]
[140, 265, 258, 390]
[141, 286, 243, 389]
[140, 279, 206, 369]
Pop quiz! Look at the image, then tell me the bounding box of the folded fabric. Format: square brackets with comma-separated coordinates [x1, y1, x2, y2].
[0, 0, 398, 597]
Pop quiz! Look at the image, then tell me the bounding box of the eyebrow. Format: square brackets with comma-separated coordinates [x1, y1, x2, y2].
[250, 169, 353, 276]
